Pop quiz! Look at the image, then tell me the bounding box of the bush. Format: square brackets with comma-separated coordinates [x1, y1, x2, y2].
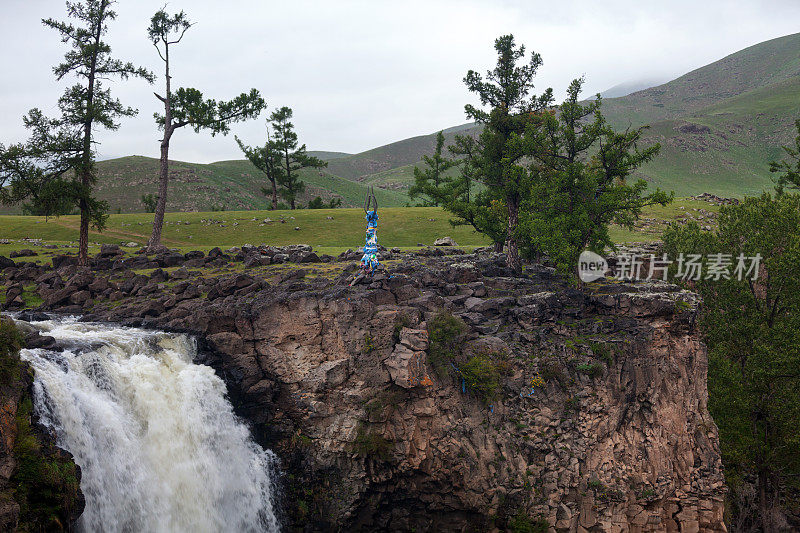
[460, 353, 502, 403]
[426, 312, 466, 377]
[354, 426, 393, 461]
[12, 398, 81, 531]
[576, 362, 603, 379]
[392, 313, 412, 344]
[589, 341, 613, 366]
[508, 512, 549, 533]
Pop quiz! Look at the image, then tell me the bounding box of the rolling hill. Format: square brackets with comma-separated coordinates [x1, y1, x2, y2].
[75, 156, 410, 214]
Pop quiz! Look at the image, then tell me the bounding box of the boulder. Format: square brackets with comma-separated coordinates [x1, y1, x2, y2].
[9, 249, 37, 258]
[433, 237, 457, 247]
[98, 244, 122, 257]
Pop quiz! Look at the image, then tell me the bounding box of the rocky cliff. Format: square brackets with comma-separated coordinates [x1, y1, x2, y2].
[1, 246, 727, 532]
[0, 318, 84, 531]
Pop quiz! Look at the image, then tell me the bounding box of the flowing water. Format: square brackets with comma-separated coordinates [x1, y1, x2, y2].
[17, 317, 280, 533]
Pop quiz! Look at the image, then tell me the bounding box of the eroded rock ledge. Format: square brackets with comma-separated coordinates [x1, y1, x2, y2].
[2, 248, 726, 532]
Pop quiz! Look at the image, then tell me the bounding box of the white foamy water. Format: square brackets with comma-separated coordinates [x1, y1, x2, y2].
[17, 317, 280, 533]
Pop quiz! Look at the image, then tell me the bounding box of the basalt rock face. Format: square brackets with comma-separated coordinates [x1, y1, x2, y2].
[13, 252, 726, 532]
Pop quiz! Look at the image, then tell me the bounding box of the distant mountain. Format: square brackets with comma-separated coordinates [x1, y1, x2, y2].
[599, 79, 665, 98]
[307, 151, 351, 160]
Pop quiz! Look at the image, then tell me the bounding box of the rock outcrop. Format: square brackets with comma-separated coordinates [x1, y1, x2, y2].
[1, 250, 727, 532]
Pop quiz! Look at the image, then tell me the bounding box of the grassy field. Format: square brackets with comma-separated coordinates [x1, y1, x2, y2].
[0, 199, 719, 260]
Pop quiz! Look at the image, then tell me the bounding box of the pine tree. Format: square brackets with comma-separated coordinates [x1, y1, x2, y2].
[270, 107, 326, 209]
[403, 131, 506, 251]
[2, 0, 154, 266]
[147, 8, 265, 250]
[409, 131, 457, 206]
[235, 123, 283, 210]
[461, 35, 553, 273]
[520, 77, 671, 276]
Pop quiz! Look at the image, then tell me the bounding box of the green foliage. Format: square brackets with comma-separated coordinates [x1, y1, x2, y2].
[587, 479, 604, 490]
[518, 77, 672, 276]
[353, 425, 393, 462]
[269, 107, 327, 209]
[141, 193, 158, 213]
[362, 334, 376, 355]
[0, 317, 80, 530]
[457, 35, 555, 271]
[156, 87, 265, 137]
[564, 396, 580, 414]
[146, 6, 264, 248]
[538, 357, 564, 386]
[589, 341, 613, 366]
[576, 362, 603, 379]
[12, 397, 81, 531]
[307, 196, 342, 209]
[392, 313, 412, 344]
[409, 131, 457, 207]
[1, 0, 152, 263]
[0, 318, 23, 382]
[426, 311, 467, 377]
[508, 512, 549, 533]
[20, 179, 76, 218]
[663, 192, 800, 529]
[460, 352, 503, 403]
[236, 124, 283, 210]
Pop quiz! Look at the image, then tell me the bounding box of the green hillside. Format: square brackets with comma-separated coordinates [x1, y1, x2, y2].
[324, 125, 478, 181]
[601, 32, 800, 129]
[317, 32, 800, 198]
[25, 155, 411, 215]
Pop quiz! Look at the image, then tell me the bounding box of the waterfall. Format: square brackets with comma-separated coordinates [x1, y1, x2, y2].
[17, 317, 280, 533]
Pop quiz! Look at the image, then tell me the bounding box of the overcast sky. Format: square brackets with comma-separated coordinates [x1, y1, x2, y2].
[2, 0, 799, 163]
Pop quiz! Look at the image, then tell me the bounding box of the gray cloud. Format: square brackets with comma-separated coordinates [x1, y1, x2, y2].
[2, 0, 799, 163]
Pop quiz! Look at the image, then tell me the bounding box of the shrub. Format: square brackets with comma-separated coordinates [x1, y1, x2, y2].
[426, 311, 466, 377]
[539, 357, 564, 386]
[13, 396, 81, 531]
[354, 426, 393, 461]
[508, 512, 549, 533]
[460, 353, 502, 404]
[576, 362, 603, 379]
[362, 334, 376, 354]
[564, 396, 580, 414]
[392, 313, 412, 344]
[589, 341, 613, 366]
